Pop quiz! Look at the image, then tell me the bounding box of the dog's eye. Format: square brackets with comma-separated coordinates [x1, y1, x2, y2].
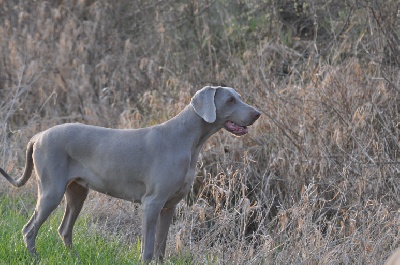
[227, 97, 236, 104]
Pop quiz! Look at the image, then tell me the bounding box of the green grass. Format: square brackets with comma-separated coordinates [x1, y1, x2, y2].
[0, 194, 197, 264]
[0, 194, 143, 264]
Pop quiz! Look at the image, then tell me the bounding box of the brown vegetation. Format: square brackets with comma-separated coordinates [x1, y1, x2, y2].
[0, 0, 399, 264]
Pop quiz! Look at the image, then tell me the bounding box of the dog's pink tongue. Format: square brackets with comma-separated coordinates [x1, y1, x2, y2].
[226, 121, 248, 135]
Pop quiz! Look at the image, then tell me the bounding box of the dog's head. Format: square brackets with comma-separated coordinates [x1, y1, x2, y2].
[191, 86, 261, 136]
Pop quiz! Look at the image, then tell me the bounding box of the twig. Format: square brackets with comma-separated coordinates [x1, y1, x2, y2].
[316, 5, 354, 60]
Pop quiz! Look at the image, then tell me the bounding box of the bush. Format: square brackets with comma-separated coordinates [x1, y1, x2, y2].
[0, 0, 399, 263]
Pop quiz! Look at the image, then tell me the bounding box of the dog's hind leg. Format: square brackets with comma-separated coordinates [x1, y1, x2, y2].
[22, 182, 65, 254]
[22, 153, 68, 255]
[58, 181, 88, 247]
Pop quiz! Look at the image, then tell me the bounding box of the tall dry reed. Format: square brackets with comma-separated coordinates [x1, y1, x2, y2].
[0, 0, 399, 264]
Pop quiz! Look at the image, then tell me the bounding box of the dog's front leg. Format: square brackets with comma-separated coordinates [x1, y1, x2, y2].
[154, 205, 176, 261]
[141, 197, 165, 261]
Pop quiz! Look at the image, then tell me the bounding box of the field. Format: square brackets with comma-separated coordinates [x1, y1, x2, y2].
[0, 194, 144, 264]
[0, 0, 399, 264]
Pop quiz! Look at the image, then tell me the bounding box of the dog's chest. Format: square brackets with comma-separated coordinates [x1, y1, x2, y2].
[163, 147, 200, 208]
[165, 173, 194, 208]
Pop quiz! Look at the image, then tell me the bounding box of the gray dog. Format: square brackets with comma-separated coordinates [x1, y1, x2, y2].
[0, 86, 260, 261]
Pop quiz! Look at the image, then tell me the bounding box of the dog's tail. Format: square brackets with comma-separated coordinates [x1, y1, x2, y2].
[0, 140, 34, 187]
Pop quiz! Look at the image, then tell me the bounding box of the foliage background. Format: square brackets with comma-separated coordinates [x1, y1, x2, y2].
[0, 0, 399, 263]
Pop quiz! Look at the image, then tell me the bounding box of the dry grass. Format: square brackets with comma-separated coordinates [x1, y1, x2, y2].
[0, 0, 399, 264]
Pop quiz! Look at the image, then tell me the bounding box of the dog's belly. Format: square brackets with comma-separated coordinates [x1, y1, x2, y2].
[74, 177, 146, 202]
[68, 154, 148, 202]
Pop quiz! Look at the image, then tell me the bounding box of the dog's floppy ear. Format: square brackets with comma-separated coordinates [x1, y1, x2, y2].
[190, 86, 217, 123]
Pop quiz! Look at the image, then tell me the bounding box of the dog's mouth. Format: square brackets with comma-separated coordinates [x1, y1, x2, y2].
[224, 121, 248, 136]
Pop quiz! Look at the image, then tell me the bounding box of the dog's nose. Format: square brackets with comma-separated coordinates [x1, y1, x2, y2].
[252, 110, 261, 120]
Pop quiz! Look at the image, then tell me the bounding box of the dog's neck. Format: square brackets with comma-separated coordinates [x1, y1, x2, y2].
[165, 104, 222, 150]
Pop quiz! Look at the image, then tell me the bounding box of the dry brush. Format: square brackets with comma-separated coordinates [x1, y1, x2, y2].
[0, 0, 399, 264]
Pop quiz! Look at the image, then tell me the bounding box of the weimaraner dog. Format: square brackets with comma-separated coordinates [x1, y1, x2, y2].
[0, 86, 260, 261]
